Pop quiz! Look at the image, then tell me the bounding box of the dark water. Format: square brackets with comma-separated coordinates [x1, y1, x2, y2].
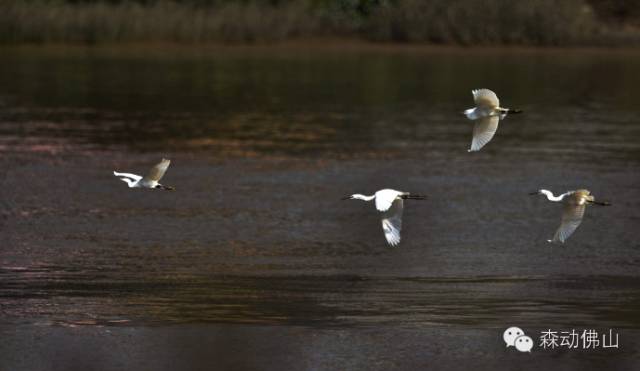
[0, 46, 639, 369]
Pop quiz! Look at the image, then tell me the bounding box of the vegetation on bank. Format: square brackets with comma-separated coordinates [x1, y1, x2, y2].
[0, 0, 638, 46]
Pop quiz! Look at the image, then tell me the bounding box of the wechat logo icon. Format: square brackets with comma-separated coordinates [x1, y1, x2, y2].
[503, 326, 533, 353]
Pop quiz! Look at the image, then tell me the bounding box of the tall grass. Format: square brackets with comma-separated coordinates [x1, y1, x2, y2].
[364, 0, 601, 45]
[0, 0, 636, 45]
[0, 0, 348, 43]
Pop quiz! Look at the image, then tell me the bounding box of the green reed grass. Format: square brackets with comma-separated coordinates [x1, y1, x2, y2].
[0, 0, 636, 45]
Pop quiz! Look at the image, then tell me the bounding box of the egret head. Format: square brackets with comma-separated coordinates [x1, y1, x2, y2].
[341, 194, 355, 200]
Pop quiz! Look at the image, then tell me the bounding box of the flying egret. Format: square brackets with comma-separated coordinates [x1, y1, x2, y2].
[463, 89, 522, 152]
[113, 158, 175, 190]
[530, 189, 610, 243]
[342, 189, 426, 246]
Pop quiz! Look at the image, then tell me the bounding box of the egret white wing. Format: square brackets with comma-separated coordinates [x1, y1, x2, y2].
[551, 203, 586, 243]
[469, 115, 499, 152]
[381, 198, 403, 246]
[113, 171, 142, 181]
[375, 190, 400, 212]
[472, 89, 500, 109]
[143, 159, 171, 182]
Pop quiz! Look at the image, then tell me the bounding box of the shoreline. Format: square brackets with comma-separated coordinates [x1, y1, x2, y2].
[2, 39, 640, 55]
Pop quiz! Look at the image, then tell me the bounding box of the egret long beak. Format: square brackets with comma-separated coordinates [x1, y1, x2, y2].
[529, 191, 540, 195]
[341, 196, 352, 200]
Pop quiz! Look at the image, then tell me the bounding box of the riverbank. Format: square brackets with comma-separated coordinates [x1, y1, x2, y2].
[0, 0, 639, 46]
[3, 40, 640, 58]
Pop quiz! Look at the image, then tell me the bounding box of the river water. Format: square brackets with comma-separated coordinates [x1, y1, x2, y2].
[0, 45, 639, 370]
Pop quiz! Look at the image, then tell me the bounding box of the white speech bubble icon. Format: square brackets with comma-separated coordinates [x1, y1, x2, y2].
[515, 335, 533, 352]
[503, 327, 525, 347]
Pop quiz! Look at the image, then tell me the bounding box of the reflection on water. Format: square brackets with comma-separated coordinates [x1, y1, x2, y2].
[1, 47, 640, 159]
[0, 46, 639, 328]
[2, 265, 639, 328]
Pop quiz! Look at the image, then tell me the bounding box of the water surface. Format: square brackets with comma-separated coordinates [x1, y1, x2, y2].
[0, 46, 639, 368]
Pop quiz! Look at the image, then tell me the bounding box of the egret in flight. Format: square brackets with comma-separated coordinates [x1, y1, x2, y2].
[343, 189, 426, 246]
[530, 189, 610, 243]
[464, 89, 522, 152]
[113, 158, 175, 190]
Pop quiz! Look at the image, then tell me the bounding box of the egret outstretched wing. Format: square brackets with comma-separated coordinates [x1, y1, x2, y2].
[472, 89, 499, 109]
[143, 159, 171, 182]
[113, 171, 142, 182]
[381, 198, 403, 247]
[551, 203, 586, 243]
[469, 115, 499, 152]
[375, 189, 402, 212]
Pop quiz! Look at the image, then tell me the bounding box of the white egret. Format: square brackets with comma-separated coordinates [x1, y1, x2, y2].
[463, 89, 521, 152]
[530, 189, 610, 243]
[343, 189, 426, 246]
[113, 158, 174, 190]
